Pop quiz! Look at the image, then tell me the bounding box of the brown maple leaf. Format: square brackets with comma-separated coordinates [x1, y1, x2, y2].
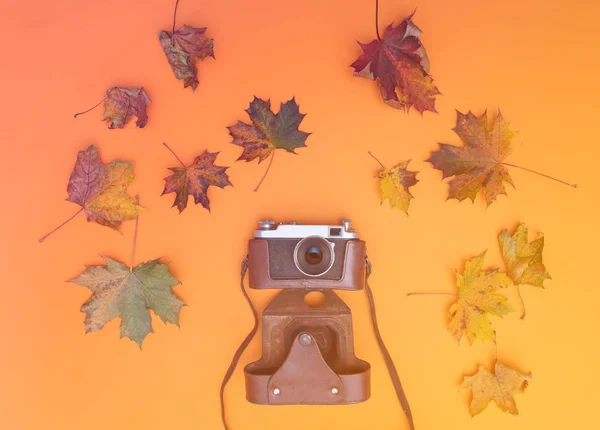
[103, 87, 151, 129]
[39, 145, 140, 242]
[462, 362, 532, 416]
[427, 110, 515, 206]
[161, 143, 232, 213]
[159, 25, 214, 90]
[351, 12, 440, 113]
[74, 87, 151, 129]
[227, 96, 310, 191]
[427, 110, 576, 206]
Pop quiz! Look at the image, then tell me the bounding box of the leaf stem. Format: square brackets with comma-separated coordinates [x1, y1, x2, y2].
[254, 151, 275, 192]
[375, 0, 381, 41]
[172, 0, 180, 34]
[73, 98, 104, 119]
[368, 151, 385, 169]
[406, 292, 459, 297]
[130, 196, 140, 272]
[501, 162, 577, 188]
[38, 207, 84, 243]
[163, 142, 187, 168]
[515, 285, 526, 320]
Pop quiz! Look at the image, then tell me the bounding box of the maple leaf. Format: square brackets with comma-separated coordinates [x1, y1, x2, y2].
[103, 87, 151, 129]
[159, 25, 214, 90]
[39, 145, 140, 242]
[69, 201, 184, 348]
[67, 145, 140, 229]
[448, 252, 514, 344]
[350, 12, 440, 113]
[499, 223, 550, 288]
[462, 362, 532, 416]
[427, 110, 576, 206]
[74, 87, 151, 129]
[227, 96, 310, 191]
[369, 152, 418, 213]
[426, 110, 516, 206]
[70, 257, 183, 347]
[161, 144, 232, 213]
[499, 223, 550, 319]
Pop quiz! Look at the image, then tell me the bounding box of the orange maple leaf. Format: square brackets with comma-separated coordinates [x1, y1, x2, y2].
[427, 110, 576, 206]
[427, 110, 516, 206]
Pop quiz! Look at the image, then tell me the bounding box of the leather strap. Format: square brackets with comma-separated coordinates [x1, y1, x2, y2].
[220, 257, 258, 430]
[365, 256, 415, 430]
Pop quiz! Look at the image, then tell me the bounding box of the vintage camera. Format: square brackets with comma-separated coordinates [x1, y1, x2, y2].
[244, 219, 371, 405]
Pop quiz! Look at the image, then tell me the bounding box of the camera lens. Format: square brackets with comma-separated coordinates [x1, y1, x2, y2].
[305, 247, 323, 264]
[293, 236, 335, 277]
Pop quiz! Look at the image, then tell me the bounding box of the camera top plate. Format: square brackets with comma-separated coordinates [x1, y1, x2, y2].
[255, 219, 358, 239]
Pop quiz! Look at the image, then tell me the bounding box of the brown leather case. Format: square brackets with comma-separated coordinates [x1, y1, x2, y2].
[248, 238, 366, 290]
[244, 289, 371, 404]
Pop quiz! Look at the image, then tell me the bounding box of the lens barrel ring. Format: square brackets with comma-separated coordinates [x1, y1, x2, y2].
[293, 236, 335, 277]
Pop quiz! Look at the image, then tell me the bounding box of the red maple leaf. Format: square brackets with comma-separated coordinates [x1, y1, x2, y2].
[351, 12, 440, 114]
[162, 144, 232, 213]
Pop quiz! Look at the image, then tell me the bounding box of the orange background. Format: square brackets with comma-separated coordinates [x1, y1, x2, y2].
[1, 0, 599, 429]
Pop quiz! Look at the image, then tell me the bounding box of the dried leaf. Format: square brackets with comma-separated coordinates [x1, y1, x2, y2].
[376, 160, 418, 213]
[448, 252, 514, 344]
[159, 25, 214, 90]
[103, 87, 151, 129]
[228, 96, 310, 162]
[74, 87, 151, 128]
[162, 150, 232, 213]
[499, 223, 550, 288]
[427, 110, 516, 206]
[227, 97, 310, 191]
[69, 257, 184, 347]
[462, 362, 532, 416]
[67, 145, 140, 230]
[351, 12, 440, 113]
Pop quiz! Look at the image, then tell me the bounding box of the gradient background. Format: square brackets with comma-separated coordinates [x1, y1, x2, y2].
[1, 0, 599, 429]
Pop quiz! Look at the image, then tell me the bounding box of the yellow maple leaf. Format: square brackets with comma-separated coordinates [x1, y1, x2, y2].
[462, 361, 532, 416]
[377, 160, 419, 213]
[499, 223, 550, 288]
[84, 160, 140, 229]
[370, 152, 419, 214]
[448, 252, 514, 344]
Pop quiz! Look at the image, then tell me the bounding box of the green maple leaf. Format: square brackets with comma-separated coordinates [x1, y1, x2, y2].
[227, 96, 311, 191]
[69, 257, 184, 348]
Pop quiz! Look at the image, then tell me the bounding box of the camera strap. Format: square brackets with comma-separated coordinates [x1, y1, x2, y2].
[220, 256, 258, 430]
[220, 256, 415, 430]
[365, 256, 415, 430]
